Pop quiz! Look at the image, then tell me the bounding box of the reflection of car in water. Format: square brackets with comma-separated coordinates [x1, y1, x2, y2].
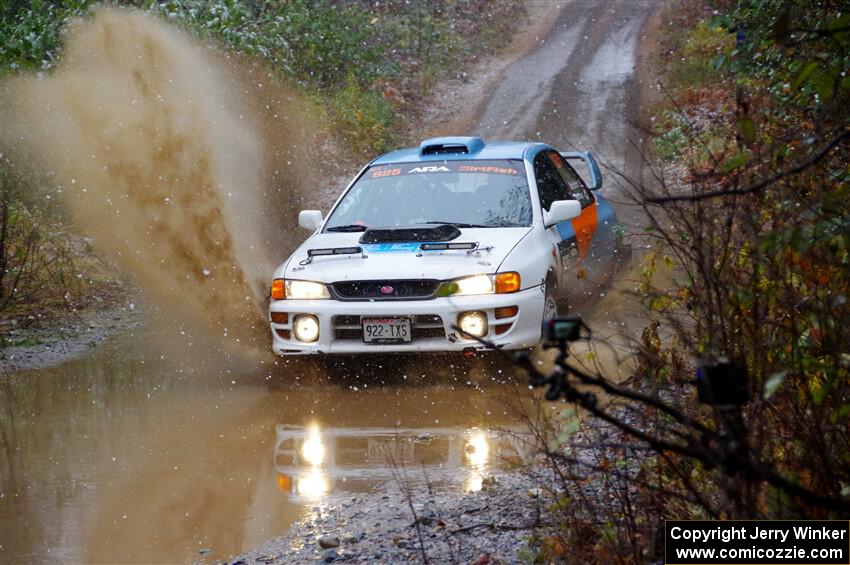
[269, 136, 623, 357]
[273, 425, 526, 499]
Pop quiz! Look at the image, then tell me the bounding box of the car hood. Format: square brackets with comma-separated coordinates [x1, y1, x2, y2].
[280, 227, 532, 283]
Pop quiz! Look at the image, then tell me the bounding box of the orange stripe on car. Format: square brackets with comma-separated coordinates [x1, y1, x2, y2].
[571, 203, 598, 258]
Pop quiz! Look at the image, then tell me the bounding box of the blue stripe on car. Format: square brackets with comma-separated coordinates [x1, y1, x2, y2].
[364, 243, 430, 253]
[555, 220, 575, 241]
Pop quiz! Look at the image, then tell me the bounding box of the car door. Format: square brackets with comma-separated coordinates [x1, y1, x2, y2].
[560, 151, 621, 272]
[533, 150, 600, 300]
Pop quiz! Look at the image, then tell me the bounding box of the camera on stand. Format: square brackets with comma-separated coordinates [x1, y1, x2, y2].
[541, 316, 590, 345]
[695, 359, 750, 407]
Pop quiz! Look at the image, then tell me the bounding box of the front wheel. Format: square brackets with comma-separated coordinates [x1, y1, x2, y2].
[543, 279, 559, 321]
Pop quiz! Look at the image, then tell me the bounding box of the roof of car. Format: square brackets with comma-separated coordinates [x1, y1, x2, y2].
[370, 137, 545, 165]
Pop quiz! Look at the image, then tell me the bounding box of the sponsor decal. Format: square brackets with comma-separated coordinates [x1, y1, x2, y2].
[362, 242, 452, 253]
[548, 152, 564, 167]
[408, 165, 451, 173]
[367, 160, 522, 180]
[457, 165, 519, 175]
[363, 243, 423, 253]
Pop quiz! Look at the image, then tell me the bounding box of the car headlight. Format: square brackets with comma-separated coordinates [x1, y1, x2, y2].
[454, 274, 495, 295]
[282, 279, 330, 300]
[439, 272, 521, 296]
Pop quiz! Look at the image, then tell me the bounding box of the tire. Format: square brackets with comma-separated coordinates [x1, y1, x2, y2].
[543, 275, 560, 322]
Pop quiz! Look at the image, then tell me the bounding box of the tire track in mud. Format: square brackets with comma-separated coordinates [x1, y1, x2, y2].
[474, 0, 654, 234]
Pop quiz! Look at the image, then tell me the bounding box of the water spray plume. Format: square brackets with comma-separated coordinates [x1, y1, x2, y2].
[1, 7, 326, 350]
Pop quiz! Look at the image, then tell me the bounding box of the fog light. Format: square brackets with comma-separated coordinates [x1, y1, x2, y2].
[293, 315, 320, 343]
[458, 311, 488, 338]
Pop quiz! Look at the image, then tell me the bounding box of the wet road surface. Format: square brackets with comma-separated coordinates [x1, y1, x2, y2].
[477, 0, 655, 370]
[477, 0, 653, 232]
[1, 322, 530, 563]
[1, 1, 658, 563]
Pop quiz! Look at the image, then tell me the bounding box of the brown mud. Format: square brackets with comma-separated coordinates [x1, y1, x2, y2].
[1, 8, 337, 354]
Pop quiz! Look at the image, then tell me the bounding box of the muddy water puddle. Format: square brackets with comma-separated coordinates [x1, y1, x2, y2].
[0, 326, 529, 564]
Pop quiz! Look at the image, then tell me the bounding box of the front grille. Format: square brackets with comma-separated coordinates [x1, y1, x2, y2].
[333, 314, 445, 341]
[331, 280, 440, 301]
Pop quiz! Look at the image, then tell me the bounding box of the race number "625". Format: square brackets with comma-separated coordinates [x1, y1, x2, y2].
[371, 168, 401, 178]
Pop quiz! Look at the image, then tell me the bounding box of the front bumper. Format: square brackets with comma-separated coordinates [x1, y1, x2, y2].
[269, 285, 545, 355]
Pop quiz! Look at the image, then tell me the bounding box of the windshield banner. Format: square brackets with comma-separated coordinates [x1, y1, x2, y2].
[368, 160, 522, 179]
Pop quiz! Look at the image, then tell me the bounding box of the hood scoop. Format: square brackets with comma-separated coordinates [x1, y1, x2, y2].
[359, 224, 461, 244]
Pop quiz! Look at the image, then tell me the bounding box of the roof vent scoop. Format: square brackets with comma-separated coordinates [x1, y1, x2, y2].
[419, 136, 486, 156]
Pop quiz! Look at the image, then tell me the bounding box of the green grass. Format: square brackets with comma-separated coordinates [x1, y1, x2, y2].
[671, 21, 734, 89]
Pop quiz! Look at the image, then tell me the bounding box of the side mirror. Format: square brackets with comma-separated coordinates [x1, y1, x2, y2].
[560, 151, 603, 191]
[298, 210, 323, 231]
[544, 200, 582, 227]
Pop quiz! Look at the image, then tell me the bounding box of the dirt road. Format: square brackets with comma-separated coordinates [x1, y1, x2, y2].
[476, 1, 652, 207]
[473, 0, 656, 374]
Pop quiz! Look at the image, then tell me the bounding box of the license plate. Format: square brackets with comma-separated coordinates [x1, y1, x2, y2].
[362, 317, 412, 343]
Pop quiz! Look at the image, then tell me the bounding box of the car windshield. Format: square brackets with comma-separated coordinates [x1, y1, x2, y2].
[324, 159, 532, 231]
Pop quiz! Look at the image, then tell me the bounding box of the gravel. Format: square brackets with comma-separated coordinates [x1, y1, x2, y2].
[0, 304, 141, 373]
[231, 471, 547, 564]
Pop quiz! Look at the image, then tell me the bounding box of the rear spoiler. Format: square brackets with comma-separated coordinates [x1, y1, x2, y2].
[560, 151, 602, 191]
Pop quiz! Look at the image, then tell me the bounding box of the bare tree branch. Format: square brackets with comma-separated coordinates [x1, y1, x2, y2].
[646, 129, 850, 203]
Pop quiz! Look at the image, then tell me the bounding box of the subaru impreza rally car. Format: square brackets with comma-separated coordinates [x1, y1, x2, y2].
[269, 137, 620, 356]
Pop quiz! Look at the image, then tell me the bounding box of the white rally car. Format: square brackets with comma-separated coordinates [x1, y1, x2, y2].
[269, 137, 620, 356]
